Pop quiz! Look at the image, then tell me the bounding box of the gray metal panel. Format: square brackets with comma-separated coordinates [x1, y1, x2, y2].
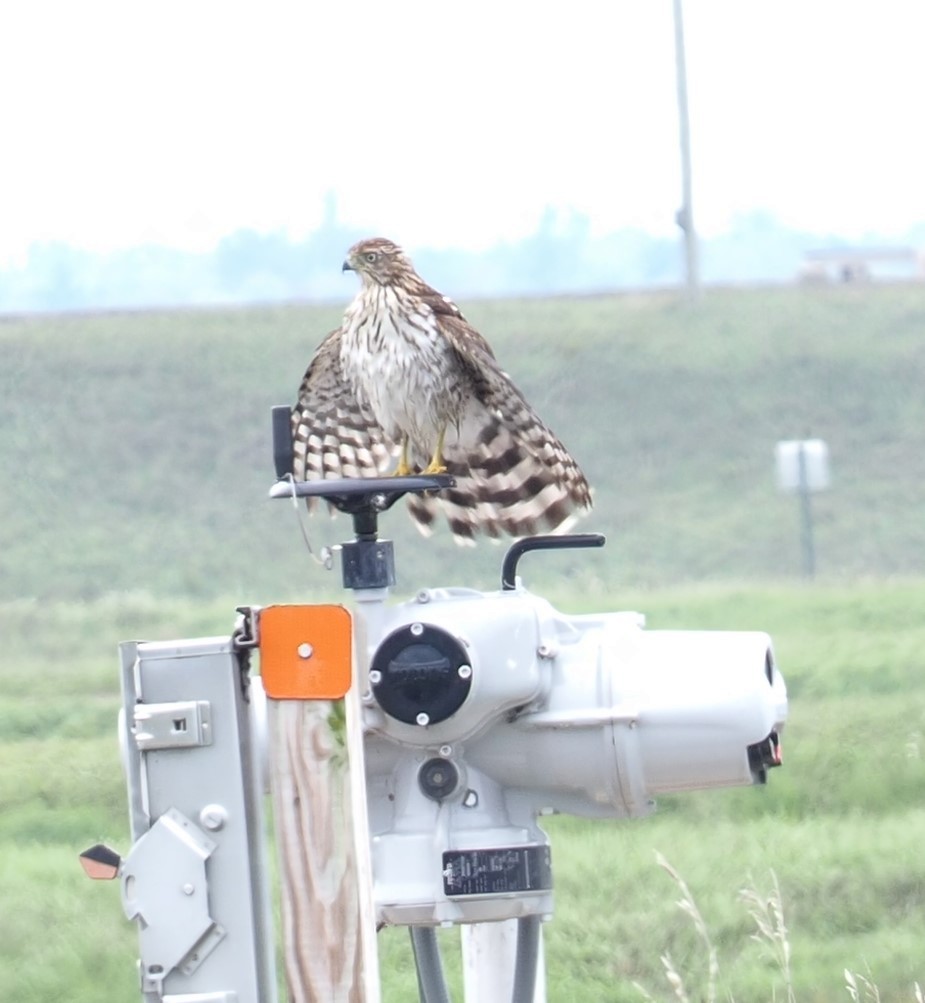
[120, 636, 277, 1003]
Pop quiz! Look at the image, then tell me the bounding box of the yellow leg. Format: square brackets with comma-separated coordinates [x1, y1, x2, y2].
[394, 437, 412, 477]
[422, 427, 447, 475]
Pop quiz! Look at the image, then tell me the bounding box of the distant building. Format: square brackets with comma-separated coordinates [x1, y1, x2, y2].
[798, 246, 924, 284]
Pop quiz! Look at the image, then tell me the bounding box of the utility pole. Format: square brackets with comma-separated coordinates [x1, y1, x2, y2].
[673, 0, 700, 301]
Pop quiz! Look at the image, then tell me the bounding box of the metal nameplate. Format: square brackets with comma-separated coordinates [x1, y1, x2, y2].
[442, 844, 552, 898]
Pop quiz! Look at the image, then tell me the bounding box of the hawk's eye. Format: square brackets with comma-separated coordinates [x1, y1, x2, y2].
[364, 251, 379, 264]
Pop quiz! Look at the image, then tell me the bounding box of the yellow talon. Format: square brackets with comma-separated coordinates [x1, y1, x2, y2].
[422, 427, 447, 475]
[394, 437, 412, 477]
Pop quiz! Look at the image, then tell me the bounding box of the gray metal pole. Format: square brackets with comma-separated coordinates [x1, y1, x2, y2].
[797, 442, 816, 579]
[672, 0, 700, 301]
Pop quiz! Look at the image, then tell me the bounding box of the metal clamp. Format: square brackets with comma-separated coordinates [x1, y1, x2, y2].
[133, 701, 213, 752]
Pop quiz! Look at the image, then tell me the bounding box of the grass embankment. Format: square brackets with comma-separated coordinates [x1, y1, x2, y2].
[2, 284, 925, 602]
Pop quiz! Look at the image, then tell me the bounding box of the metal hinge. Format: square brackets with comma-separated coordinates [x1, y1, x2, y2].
[232, 606, 262, 702]
[133, 701, 213, 751]
[233, 605, 261, 650]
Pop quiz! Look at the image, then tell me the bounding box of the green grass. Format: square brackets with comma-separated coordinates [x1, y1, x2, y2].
[3, 285, 925, 999]
[3, 583, 925, 1000]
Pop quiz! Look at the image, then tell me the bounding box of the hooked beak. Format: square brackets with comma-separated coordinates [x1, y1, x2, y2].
[342, 258, 354, 273]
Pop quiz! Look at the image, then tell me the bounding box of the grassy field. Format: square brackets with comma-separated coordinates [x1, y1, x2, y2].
[2, 583, 925, 1001]
[2, 285, 925, 999]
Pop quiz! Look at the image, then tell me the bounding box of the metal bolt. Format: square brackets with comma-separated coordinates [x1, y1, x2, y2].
[537, 643, 555, 659]
[200, 804, 228, 831]
[410, 622, 424, 636]
[416, 712, 430, 726]
[369, 669, 382, 685]
[182, 883, 195, 896]
[297, 642, 313, 659]
[439, 744, 453, 757]
[458, 664, 472, 679]
[416, 589, 431, 604]
[372, 492, 387, 510]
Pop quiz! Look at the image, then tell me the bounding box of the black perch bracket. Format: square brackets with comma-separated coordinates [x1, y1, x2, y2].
[270, 406, 606, 592]
[269, 405, 455, 589]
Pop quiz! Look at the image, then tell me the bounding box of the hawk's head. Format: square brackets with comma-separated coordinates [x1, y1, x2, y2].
[343, 237, 414, 287]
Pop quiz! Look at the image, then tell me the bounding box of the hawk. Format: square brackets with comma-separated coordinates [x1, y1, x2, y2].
[291, 237, 592, 542]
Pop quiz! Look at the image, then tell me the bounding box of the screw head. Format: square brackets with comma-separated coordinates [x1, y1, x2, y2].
[416, 712, 430, 727]
[297, 642, 313, 659]
[200, 804, 228, 831]
[410, 622, 424, 636]
[458, 664, 472, 679]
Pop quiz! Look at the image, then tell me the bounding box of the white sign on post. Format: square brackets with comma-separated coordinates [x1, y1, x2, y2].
[775, 439, 830, 494]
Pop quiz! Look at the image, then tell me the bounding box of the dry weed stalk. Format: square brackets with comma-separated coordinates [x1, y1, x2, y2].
[844, 966, 881, 1002]
[634, 857, 923, 1002]
[632, 851, 720, 1003]
[739, 870, 795, 1003]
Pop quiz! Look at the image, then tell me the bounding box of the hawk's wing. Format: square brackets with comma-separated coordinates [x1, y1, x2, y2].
[406, 313, 593, 542]
[291, 328, 396, 503]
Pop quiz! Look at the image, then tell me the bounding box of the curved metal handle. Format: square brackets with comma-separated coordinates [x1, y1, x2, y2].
[501, 533, 606, 590]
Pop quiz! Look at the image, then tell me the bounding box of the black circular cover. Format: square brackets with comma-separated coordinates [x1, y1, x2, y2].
[419, 758, 460, 801]
[370, 623, 472, 725]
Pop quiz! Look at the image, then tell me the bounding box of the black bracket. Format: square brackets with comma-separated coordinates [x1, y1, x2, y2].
[269, 405, 455, 589]
[272, 406, 604, 592]
[269, 474, 456, 539]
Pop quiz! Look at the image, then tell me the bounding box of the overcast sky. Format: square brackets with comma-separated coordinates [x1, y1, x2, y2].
[1, 1, 922, 266]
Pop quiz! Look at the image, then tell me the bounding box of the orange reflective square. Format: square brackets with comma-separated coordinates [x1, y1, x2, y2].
[259, 604, 352, 700]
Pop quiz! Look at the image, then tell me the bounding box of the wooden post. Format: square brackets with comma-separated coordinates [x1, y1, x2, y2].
[269, 694, 380, 1002]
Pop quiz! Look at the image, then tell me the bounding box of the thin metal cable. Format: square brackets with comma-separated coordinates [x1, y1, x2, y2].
[282, 474, 334, 570]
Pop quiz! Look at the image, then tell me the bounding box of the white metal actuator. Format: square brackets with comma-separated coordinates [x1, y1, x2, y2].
[358, 584, 787, 926]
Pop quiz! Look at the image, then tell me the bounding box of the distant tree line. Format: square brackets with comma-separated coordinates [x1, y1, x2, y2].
[2, 204, 922, 313]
